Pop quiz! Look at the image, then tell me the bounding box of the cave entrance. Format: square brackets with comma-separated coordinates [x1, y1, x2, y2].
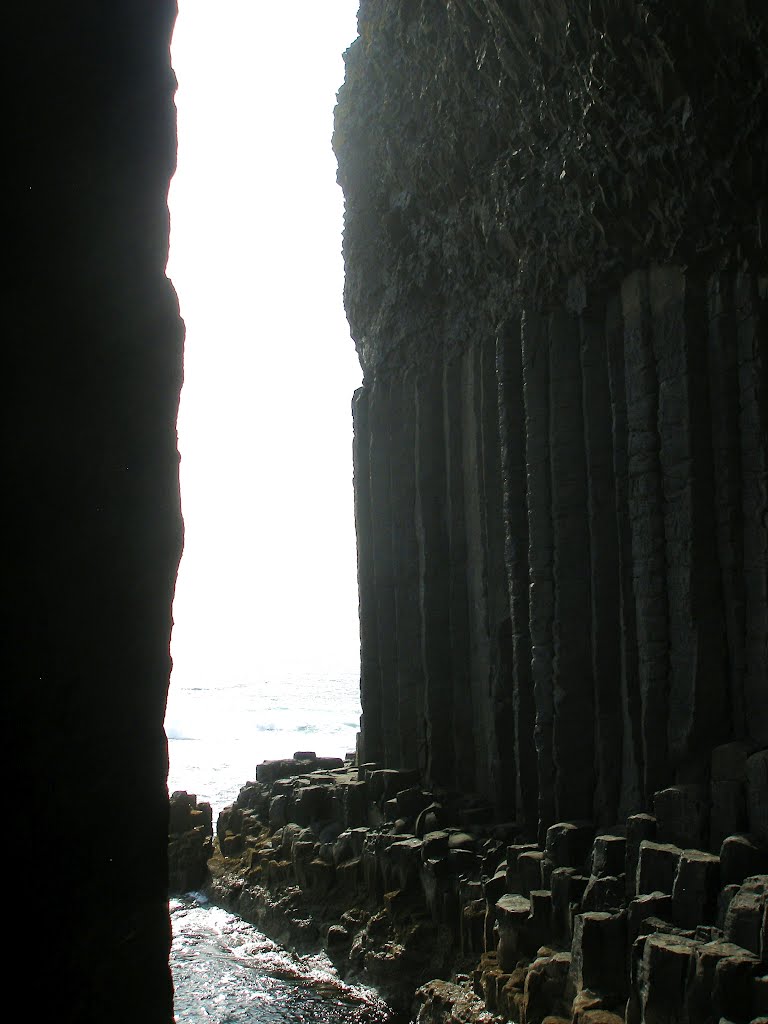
[163, 0, 362, 893]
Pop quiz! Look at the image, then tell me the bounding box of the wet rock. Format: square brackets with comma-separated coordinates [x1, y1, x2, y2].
[671, 848, 721, 928]
[522, 951, 571, 1023]
[168, 791, 213, 893]
[496, 894, 533, 970]
[545, 822, 594, 871]
[632, 932, 699, 1023]
[582, 875, 626, 913]
[551, 867, 590, 944]
[723, 874, 767, 958]
[568, 911, 628, 1003]
[413, 979, 496, 1024]
[687, 939, 760, 1024]
[654, 785, 709, 850]
[636, 840, 682, 896]
[627, 892, 673, 946]
[591, 835, 627, 879]
[519, 849, 546, 895]
[719, 832, 768, 886]
[625, 815, 657, 897]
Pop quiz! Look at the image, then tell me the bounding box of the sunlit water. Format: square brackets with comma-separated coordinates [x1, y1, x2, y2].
[171, 895, 391, 1023]
[166, 670, 361, 819]
[168, 671, 382, 1022]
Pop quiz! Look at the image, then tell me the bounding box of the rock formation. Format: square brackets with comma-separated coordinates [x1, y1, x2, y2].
[168, 791, 214, 893]
[6, 1, 767, 1022]
[208, 756, 768, 1022]
[7, 5, 182, 1022]
[334, 0, 767, 839]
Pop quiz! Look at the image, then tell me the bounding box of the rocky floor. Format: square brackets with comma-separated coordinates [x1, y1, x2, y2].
[169, 752, 767, 1023]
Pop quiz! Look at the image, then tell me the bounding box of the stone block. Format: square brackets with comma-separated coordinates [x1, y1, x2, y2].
[519, 849, 545, 895]
[715, 945, 762, 1022]
[383, 798, 398, 820]
[415, 802, 445, 838]
[635, 932, 699, 1023]
[569, 911, 628, 1001]
[422, 830, 450, 860]
[461, 898, 486, 957]
[357, 762, 381, 782]
[480, 839, 506, 876]
[716, 883, 741, 930]
[592, 835, 627, 878]
[268, 793, 289, 828]
[449, 848, 479, 877]
[626, 813, 657, 896]
[654, 784, 709, 849]
[384, 837, 423, 893]
[671, 849, 721, 928]
[221, 832, 243, 857]
[448, 831, 476, 851]
[636, 840, 682, 896]
[293, 784, 330, 827]
[313, 757, 345, 772]
[395, 786, 431, 819]
[496, 894, 533, 970]
[522, 952, 571, 1024]
[332, 830, 353, 865]
[723, 875, 767, 958]
[628, 892, 673, 946]
[720, 833, 768, 887]
[368, 769, 419, 805]
[482, 870, 507, 908]
[746, 750, 768, 845]
[506, 842, 539, 892]
[341, 780, 369, 828]
[529, 889, 553, 948]
[335, 856, 362, 892]
[545, 821, 594, 870]
[582, 874, 626, 913]
[326, 924, 351, 950]
[551, 868, 589, 944]
[687, 940, 759, 1024]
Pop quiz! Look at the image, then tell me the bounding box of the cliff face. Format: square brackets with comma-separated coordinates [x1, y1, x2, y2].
[335, 0, 767, 838]
[7, 5, 182, 1021]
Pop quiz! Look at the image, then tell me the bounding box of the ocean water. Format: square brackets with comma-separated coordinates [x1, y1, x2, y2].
[166, 670, 386, 1023]
[170, 895, 390, 1024]
[166, 670, 362, 819]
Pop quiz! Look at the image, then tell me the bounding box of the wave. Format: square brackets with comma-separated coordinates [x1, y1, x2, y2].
[166, 727, 198, 741]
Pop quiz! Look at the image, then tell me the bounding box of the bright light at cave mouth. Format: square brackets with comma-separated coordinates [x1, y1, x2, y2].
[165, 2, 362, 708]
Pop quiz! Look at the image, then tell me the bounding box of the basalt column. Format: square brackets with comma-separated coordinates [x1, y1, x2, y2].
[337, 0, 767, 840]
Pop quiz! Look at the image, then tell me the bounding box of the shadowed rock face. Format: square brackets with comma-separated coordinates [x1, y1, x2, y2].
[7, 5, 182, 1021]
[335, 1, 767, 835]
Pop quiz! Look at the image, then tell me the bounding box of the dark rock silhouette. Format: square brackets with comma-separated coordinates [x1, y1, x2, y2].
[7, 4, 182, 1022]
[334, 0, 768, 838]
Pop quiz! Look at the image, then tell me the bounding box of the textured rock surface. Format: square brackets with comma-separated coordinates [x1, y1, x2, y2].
[7, 4, 182, 1021]
[168, 791, 214, 893]
[335, 0, 768, 837]
[208, 760, 767, 1023]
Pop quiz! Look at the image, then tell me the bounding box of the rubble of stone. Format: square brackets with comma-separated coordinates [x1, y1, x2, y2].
[201, 752, 767, 1023]
[168, 790, 213, 894]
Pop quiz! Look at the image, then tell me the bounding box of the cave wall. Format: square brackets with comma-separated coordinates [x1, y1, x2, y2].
[6, 5, 182, 1021]
[335, 0, 767, 838]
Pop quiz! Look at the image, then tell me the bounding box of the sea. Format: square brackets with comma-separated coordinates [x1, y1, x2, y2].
[166, 669, 392, 1024]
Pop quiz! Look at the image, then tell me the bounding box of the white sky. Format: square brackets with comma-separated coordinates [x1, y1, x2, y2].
[167, 1, 363, 683]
